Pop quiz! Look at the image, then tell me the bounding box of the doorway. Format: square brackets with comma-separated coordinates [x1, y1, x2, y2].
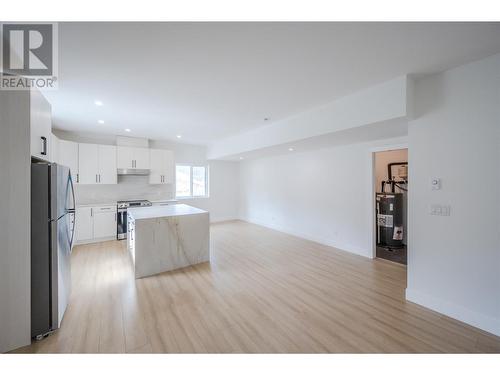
[373, 148, 408, 265]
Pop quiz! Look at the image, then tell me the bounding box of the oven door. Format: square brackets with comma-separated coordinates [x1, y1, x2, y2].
[117, 208, 128, 240]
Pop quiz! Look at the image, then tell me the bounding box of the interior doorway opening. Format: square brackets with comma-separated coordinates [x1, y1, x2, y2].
[373, 148, 408, 265]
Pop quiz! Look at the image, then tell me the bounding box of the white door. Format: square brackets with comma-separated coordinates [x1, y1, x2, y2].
[149, 149, 163, 184]
[98, 145, 117, 184]
[93, 211, 116, 239]
[59, 140, 79, 183]
[117, 146, 134, 169]
[75, 207, 93, 242]
[134, 147, 150, 169]
[30, 89, 52, 161]
[78, 143, 99, 184]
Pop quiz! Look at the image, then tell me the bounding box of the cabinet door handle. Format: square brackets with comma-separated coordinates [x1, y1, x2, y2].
[95, 174, 98, 183]
[99, 174, 101, 183]
[40, 136, 47, 155]
[76, 173, 79, 183]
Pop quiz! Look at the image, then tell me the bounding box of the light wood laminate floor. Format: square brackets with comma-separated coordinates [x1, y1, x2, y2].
[14, 221, 500, 353]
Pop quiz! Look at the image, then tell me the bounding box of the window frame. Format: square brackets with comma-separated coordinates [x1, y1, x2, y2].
[175, 164, 209, 199]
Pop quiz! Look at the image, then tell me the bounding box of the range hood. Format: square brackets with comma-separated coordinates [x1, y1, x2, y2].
[117, 168, 150, 176]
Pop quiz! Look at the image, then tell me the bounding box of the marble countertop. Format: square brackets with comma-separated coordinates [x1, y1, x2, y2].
[128, 203, 207, 220]
[150, 199, 178, 204]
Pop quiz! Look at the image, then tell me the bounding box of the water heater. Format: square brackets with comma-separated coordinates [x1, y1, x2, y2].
[376, 193, 404, 248]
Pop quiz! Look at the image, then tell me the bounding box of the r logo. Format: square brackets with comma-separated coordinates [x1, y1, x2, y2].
[2, 23, 53, 76]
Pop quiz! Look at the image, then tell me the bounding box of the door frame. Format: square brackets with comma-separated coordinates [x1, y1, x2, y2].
[369, 143, 408, 259]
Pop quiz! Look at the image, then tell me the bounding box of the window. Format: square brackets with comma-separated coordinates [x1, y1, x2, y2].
[175, 165, 208, 198]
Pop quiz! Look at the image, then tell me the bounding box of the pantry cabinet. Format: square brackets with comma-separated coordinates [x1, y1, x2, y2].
[78, 143, 117, 184]
[50, 134, 60, 163]
[117, 146, 150, 170]
[149, 149, 174, 184]
[30, 89, 52, 161]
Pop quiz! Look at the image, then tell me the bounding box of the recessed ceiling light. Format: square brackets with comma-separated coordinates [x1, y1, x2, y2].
[125, 128, 131, 132]
[94, 100, 103, 106]
[97, 120, 105, 124]
[239, 157, 244, 160]
[176, 135, 182, 139]
[288, 147, 294, 151]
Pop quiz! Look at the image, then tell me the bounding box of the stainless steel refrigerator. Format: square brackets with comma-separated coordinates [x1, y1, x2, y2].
[31, 162, 75, 339]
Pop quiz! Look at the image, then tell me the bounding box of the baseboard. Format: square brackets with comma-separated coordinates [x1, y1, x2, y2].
[406, 288, 500, 337]
[75, 236, 116, 245]
[210, 216, 239, 224]
[240, 216, 372, 259]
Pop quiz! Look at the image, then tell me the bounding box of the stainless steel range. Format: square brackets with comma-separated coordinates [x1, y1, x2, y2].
[116, 199, 152, 240]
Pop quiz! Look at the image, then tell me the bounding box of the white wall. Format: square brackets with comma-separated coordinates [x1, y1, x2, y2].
[0, 90, 31, 353]
[239, 137, 407, 258]
[182, 160, 240, 223]
[406, 53, 500, 336]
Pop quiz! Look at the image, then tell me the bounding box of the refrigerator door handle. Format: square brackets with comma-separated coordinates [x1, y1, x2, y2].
[67, 172, 76, 251]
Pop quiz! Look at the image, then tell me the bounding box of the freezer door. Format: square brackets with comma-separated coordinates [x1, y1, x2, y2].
[56, 165, 75, 219]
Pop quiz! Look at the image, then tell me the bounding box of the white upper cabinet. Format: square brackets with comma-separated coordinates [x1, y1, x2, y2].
[78, 143, 117, 184]
[98, 145, 117, 184]
[58, 139, 79, 183]
[30, 89, 52, 161]
[117, 146, 134, 169]
[149, 149, 174, 184]
[117, 146, 150, 170]
[134, 147, 150, 169]
[78, 143, 99, 184]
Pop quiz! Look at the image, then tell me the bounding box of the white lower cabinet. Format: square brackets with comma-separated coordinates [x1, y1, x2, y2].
[75, 207, 93, 242]
[75, 205, 117, 244]
[93, 207, 117, 239]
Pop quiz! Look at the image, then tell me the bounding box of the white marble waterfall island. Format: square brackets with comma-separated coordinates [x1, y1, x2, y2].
[127, 204, 210, 279]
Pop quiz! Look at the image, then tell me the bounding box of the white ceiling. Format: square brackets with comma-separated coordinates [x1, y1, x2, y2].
[46, 22, 500, 144]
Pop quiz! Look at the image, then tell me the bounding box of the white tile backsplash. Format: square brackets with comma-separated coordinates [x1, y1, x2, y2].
[75, 175, 174, 205]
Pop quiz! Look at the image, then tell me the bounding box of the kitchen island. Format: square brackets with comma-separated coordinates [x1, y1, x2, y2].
[127, 204, 210, 279]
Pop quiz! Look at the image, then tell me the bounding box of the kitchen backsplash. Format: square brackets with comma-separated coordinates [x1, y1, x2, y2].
[74, 175, 174, 205]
